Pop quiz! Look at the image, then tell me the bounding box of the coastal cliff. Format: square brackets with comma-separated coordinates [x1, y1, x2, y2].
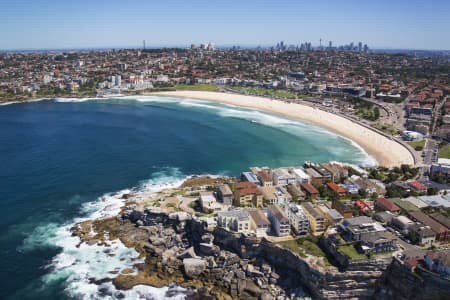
[373, 258, 450, 300]
[73, 208, 448, 299]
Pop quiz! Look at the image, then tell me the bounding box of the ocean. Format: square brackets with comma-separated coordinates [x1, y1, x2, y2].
[0, 96, 374, 299]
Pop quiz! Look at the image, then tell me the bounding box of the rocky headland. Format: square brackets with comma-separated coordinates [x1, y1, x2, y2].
[69, 184, 450, 300]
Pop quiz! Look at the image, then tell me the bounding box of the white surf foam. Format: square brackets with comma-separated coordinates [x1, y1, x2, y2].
[26, 167, 194, 299]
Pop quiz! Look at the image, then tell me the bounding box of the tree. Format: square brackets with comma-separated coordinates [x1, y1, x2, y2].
[427, 187, 439, 196]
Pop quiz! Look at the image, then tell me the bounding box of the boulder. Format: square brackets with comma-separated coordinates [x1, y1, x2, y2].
[177, 247, 197, 259]
[235, 270, 246, 280]
[244, 279, 263, 297]
[199, 243, 220, 256]
[201, 233, 214, 244]
[183, 258, 207, 278]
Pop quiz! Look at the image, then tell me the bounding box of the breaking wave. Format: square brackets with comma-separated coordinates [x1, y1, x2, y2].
[21, 167, 194, 299]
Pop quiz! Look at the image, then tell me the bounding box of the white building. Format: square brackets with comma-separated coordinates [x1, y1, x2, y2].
[260, 186, 292, 205]
[272, 168, 296, 186]
[268, 204, 290, 236]
[115, 75, 122, 87]
[285, 203, 309, 235]
[248, 209, 271, 237]
[199, 191, 226, 213]
[292, 168, 310, 184]
[217, 210, 251, 233]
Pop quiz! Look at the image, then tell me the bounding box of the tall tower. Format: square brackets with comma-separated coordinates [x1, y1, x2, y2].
[143, 40, 146, 50]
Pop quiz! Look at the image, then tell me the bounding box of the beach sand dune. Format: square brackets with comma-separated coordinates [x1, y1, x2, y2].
[151, 91, 414, 167]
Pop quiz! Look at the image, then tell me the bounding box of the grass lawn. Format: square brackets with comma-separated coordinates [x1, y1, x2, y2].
[174, 84, 219, 92]
[337, 244, 367, 260]
[373, 123, 399, 136]
[439, 144, 450, 159]
[407, 139, 425, 151]
[278, 237, 328, 260]
[231, 86, 298, 99]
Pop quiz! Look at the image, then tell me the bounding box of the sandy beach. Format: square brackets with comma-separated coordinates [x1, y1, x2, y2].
[150, 91, 415, 167]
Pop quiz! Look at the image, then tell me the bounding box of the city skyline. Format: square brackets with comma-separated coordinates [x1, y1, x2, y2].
[1, 0, 450, 51]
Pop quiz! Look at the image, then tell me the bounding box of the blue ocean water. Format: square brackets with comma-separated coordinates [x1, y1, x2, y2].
[0, 96, 373, 299]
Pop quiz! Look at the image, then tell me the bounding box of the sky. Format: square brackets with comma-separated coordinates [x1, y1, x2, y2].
[1, 0, 449, 50]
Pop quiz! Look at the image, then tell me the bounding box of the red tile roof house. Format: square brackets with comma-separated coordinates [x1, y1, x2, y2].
[407, 181, 428, 192]
[355, 199, 372, 214]
[326, 182, 347, 198]
[301, 183, 319, 199]
[374, 197, 401, 214]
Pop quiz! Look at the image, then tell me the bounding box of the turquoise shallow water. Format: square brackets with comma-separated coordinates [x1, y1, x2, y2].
[0, 96, 373, 299]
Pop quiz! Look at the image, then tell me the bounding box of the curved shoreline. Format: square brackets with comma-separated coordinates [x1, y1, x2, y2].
[149, 91, 415, 167]
[0, 91, 415, 167]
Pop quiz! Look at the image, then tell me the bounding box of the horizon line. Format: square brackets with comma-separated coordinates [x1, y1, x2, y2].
[1, 43, 450, 53]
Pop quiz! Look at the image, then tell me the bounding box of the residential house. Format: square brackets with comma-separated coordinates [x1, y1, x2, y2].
[391, 215, 415, 233]
[374, 211, 394, 225]
[424, 250, 450, 278]
[318, 205, 344, 225]
[340, 216, 386, 241]
[285, 203, 309, 235]
[417, 195, 450, 208]
[312, 164, 333, 182]
[257, 170, 273, 187]
[241, 172, 260, 185]
[408, 211, 450, 242]
[326, 182, 347, 199]
[409, 224, 436, 247]
[272, 168, 296, 186]
[248, 209, 271, 237]
[259, 185, 293, 205]
[322, 163, 348, 182]
[375, 197, 401, 214]
[200, 192, 225, 213]
[217, 184, 233, 205]
[301, 183, 319, 199]
[332, 200, 355, 219]
[234, 182, 263, 207]
[359, 232, 397, 254]
[407, 181, 428, 193]
[430, 213, 450, 230]
[286, 184, 306, 201]
[355, 199, 372, 215]
[305, 168, 324, 185]
[302, 202, 326, 235]
[349, 175, 379, 195]
[268, 204, 291, 236]
[292, 168, 310, 184]
[217, 210, 251, 233]
[343, 183, 360, 195]
[402, 196, 429, 209]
